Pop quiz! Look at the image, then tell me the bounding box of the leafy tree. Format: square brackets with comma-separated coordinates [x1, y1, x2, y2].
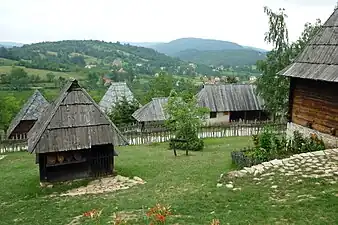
[256, 7, 321, 120]
[108, 96, 140, 125]
[165, 91, 209, 151]
[0, 94, 20, 131]
[57, 76, 67, 89]
[46, 72, 55, 82]
[145, 72, 175, 102]
[9, 67, 30, 90]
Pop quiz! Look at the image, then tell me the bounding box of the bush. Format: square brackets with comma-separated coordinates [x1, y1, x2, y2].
[231, 125, 326, 168]
[169, 137, 204, 151]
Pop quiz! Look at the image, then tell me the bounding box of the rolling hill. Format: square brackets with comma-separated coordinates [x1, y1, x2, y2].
[174, 49, 266, 67]
[144, 38, 267, 66]
[0, 40, 217, 76]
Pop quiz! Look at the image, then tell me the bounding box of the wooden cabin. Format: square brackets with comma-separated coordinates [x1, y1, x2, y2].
[196, 84, 269, 124]
[6, 90, 49, 140]
[279, 8, 338, 147]
[132, 97, 168, 130]
[99, 82, 137, 114]
[28, 80, 128, 182]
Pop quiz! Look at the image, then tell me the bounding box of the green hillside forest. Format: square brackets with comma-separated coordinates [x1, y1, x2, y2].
[149, 38, 267, 66]
[0, 40, 218, 76]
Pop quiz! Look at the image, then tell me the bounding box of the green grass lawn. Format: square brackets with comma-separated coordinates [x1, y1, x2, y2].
[0, 137, 337, 225]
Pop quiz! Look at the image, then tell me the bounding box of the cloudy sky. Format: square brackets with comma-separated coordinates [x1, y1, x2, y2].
[1, 0, 337, 50]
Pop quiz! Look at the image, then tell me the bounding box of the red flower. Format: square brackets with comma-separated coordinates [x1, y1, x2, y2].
[156, 214, 166, 222]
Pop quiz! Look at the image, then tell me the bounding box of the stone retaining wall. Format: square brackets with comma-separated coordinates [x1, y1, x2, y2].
[287, 122, 338, 148]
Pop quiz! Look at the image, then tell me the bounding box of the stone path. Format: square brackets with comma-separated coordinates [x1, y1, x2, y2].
[59, 175, 146, 196]
[218, 149, 338, 189]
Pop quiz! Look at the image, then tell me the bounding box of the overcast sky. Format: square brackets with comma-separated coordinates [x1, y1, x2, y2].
[1, 0, 337, 50]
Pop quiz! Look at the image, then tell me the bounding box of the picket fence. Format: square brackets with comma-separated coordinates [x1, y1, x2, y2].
[0, 122, 286, 154]
[122, 122, 286, 145]
[0, 139, 28, 154]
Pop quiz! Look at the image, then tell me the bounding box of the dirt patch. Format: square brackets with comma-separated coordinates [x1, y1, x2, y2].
[60, 175, 146, 196]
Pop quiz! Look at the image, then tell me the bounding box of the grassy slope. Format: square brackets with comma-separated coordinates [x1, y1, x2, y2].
[0, 65, 83, 80]
[0, 137, 337, 225]
[1, 89, 105, 105]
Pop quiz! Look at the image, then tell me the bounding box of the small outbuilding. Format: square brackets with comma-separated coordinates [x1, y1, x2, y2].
[279, 8, 338, 147]
[132, 97, 168, 125]
[28, 80, 128, 182]
[99, 82, 137, 114]
[6, 90, 49, 140]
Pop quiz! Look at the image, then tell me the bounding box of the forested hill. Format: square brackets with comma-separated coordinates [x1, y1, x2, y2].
[174, 49, 266, 67]
[149, 38, 267, 66]
[0, 40, 217, 75]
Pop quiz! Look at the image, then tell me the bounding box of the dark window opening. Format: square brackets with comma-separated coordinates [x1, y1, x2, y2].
[210, 112, 217, 118]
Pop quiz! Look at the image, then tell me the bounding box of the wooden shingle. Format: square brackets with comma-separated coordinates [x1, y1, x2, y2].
[28, 80, 128, 154]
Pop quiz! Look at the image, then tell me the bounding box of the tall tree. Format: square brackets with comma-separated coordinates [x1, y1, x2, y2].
[256, 7, 321, 120]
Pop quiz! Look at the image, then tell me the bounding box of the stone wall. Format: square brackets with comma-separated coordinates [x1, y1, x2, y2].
[287, 122, 338, 148]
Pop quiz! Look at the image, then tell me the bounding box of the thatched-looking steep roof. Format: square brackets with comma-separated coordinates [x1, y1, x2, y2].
[279, 8, 338, 82]
[99, 82, 136, 113]
[6, 90, 49, 138]
[27, 80, 129, 154]
[132, 97, 168, 122]
[196, 84, 264, 112]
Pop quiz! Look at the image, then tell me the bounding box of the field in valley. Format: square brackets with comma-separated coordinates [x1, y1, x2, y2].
[0, 137, 337, 225]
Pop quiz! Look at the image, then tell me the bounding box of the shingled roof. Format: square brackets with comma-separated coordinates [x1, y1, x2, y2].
[6, 90, 49, 138]
[196, 84, 264, 112]
[132, 97, 168, 122]
[279, 8, 338, 82]
[99, 82, 136, 113]
[27, 80, 128, 154]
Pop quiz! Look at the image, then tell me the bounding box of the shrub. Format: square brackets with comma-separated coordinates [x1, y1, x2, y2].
[232, 126, 326, 168]
[169, 136, 204, 151]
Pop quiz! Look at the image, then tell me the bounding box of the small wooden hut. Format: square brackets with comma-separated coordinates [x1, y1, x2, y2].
[28, 80, 128, 182]
[279, 8, 338, 147]
[99, 82, 137, 114]
[132, 97, 168, 126]
[196, 84, 268, 124]
[6, 90, 49, 140]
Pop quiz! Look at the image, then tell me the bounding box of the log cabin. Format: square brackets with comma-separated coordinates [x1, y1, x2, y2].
[279, 8, 338, 147]
[6, 90, 49, 140]
[28, 80, 129, 182]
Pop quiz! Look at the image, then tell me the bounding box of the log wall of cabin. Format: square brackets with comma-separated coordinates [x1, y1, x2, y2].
[290, 78, 338, 137]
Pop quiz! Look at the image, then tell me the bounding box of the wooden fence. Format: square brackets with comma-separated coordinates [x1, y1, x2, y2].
[0, 139, 28, 154]
[0, 122, 286, 154]
[121, 122, 286, 145]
